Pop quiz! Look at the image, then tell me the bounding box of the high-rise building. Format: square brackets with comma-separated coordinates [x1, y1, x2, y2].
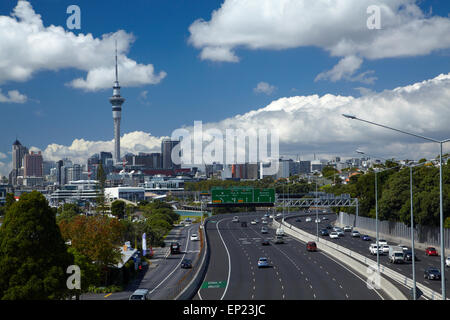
[9, 139, 28, 185]
[23, 151, 43, 177]
[161, 139, 180, 169]
[109, 42, 125, 165]
[43, 160, 56, 176]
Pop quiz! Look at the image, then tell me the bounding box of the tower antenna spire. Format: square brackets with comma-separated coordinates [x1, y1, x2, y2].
[115, 39, 118, 83]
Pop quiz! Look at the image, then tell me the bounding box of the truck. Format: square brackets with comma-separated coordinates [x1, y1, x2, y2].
[389, 246, 405, 264]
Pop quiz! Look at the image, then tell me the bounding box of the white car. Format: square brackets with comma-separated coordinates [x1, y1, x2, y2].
[446, 256, 450, 267]
[343, 226, 352, 232]
[276, 213, 282, 218]
[336, 229, 345, 237]
[377, 239, 388, 246]
[351, 230, 360, 237]
[251, 220, 257, 225]
[262, 219, 268, 224]
[398, 244, 408, 252]
[269, 215, 274, 219]
[329, 232, 339, 239]
[315, 219, 320, 223]
[190, 233, 199, 241]
[232, 216, 239, 222]
[369, 244, 383, 255]
[305, 217, 312, 222]
[382, 245, 390, 253]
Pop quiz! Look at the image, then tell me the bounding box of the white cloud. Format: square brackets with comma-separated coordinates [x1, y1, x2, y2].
[254, 81, 276, 95]
[0, 1, 166, 91]
[0, 161, 12, 177]
[189, 0, 450, 82]
[0, 152, 6, 159]
[0, 89, 27, 103]
[42, 131, 165, 165]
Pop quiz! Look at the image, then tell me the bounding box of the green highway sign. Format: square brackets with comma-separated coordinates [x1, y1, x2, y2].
[201, 281, 227, 289]
[211, 187, 275, 204]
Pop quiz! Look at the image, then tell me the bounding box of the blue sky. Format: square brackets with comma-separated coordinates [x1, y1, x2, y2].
[1, 0, 450, 174]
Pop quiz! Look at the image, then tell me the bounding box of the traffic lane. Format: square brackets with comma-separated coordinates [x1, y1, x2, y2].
[286, 215, 448, 295]
[221, 219, 284, 300]
[148, 223, 201, 300]
[194, 217, 231, 300]
[247, 221, 384, 300]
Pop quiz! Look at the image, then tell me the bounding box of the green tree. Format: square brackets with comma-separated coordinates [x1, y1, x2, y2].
[111, 200, 126, 219]
[0, 191, 73, 300]
[56, 203, 81, 223]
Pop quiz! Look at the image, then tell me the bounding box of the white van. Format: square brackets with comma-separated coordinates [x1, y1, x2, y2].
[129, 289, 150, 300]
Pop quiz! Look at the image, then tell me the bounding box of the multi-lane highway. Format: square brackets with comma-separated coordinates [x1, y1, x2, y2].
[82, 223, 202, 300]
[284, 211, 449, 298]
[195, 212, 388, 300]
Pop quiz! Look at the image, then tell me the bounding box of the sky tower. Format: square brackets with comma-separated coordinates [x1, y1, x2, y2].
[109, 41, 125, 164]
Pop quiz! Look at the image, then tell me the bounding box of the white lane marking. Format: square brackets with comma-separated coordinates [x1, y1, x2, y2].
[149, 228, 191, 295]
[216, 218, 232, 300]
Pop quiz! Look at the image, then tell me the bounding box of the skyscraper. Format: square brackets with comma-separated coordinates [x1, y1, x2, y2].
[23, 151, 43, 177]
[9, 139, 28, 185]
[161, 139, 180, 169]
[109, 42, 125, 165]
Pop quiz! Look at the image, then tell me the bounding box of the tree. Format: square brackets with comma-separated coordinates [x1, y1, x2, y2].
[0, 191, 73, 299]
[111, 200, 125, 219]
[59, 215, 124, 285]
[56, 203, 81, 223]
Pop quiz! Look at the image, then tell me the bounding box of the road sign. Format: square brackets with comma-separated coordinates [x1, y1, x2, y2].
[211, 187, 275, 204]
[201, 281, 227, 289]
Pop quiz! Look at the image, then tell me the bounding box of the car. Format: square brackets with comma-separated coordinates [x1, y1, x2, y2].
[329, 232, 339, 239]
[258, 257, 270, 268]
[306, 241, 317, 252]
[129, 289, 150, 300]
[232, 216, 239, 222]
[424, 267, 441, 280]
[241, 221, 247, 227]
[251, 220, 257, 225]
[362, 235, 371, 241]
[321, 216, 329, 221]
[264, 213, 270, 218]
[332, 226, 341, 232]
[326, 224, 333, 230]
[320, 228, 329, 236]
[404, 250, 419, 261]
[305, 217, 312, 222]
[261, 239, 270, 246]
[295, 218, 302, 222]
[377, 239, 388, 246]
[336, 229, 345, 237]
[269, 215, 274, 219]
[398, 245, 408, 252]
[170, 242, 181, 254]
[382, 245, 390, 254]
[261, 227, 268, 234]
[425, 247, 438, 256]
[262, 219, 268, 224]
[276, 213, 282, 218]
[315, 218, 320, 223]
[369, 244, 383, 255]
[351, 230, 360, 237]
[446, 256, 450, 267]
[190, 233, 199, 241]
[274, 235, 284, 244]
[181, 258, 192, 269]
[343, 226, 352, 232]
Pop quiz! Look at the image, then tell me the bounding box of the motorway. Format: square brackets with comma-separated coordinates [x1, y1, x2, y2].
[81, 223, 202, 300]
[194, 212, 388, 300]
[284, 211, 449, 298]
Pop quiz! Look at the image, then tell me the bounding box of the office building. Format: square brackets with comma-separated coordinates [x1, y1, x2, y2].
[23, 151, 43, 177]
[161, 139, 180, 169]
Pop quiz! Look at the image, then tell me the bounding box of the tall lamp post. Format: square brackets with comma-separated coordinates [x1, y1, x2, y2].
[344, 114, 450, 300]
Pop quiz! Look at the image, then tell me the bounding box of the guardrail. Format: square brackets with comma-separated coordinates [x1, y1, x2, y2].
[277, 217, 446, 300]
[174, 219, 210, 300]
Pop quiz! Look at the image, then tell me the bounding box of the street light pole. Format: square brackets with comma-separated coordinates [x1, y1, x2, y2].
[410, 165, 416, 300]
[346, 114, 450, 299]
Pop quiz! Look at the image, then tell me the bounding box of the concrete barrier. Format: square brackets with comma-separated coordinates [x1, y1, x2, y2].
[175, 219, 210, 300]
[270, 219, 407, 300]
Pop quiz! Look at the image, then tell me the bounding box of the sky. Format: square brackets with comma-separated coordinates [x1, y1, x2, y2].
[1, 0, 450, 175]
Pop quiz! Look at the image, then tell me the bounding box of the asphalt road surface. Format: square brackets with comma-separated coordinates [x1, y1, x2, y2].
[194, 212, 387, 300]
[284, 211, 449, 299]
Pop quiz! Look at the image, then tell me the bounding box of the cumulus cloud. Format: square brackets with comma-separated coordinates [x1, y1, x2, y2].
[41, 131, 165, 165]
[0, 1, 166, 91]
[188, 0, 450, 82]
[254, 81, 276, 95]
[0, 152, 6, 159]
[0, 89, 27, 103]
[178, 72, 450, 163]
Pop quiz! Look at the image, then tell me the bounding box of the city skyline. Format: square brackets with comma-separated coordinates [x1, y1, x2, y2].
[1, 0, 450, 176]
